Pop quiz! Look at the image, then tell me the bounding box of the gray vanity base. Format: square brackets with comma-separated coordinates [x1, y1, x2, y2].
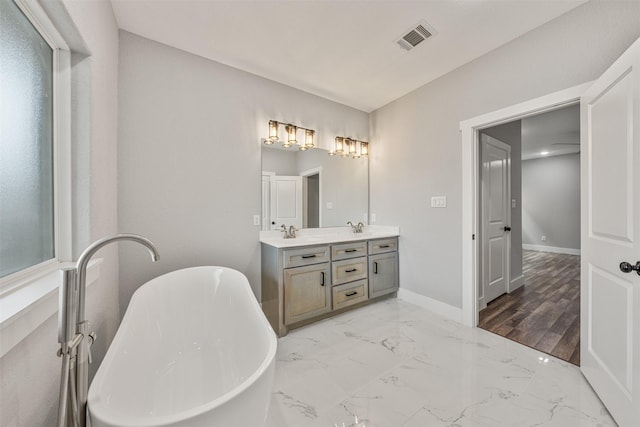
[261, 237, 399, 337]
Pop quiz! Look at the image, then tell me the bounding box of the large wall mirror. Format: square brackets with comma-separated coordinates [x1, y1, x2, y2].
[261, 145, 368, 230]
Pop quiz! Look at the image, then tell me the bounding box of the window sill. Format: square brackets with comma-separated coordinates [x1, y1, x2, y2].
[0, 259, 102, 358]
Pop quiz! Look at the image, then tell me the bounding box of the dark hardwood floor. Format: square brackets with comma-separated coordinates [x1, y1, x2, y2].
[479, 250, 581, 365]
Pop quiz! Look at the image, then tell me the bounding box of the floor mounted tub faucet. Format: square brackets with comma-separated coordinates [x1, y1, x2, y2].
[57, 234, 160, 427]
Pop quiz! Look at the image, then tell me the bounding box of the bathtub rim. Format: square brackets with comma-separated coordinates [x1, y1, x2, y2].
[87, 265, 277, 427]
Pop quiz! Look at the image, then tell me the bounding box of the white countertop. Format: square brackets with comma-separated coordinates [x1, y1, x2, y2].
[260, 225, 399, 248]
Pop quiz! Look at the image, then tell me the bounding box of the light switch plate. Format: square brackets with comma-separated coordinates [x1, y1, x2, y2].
[512, 199, 517, 208]
[371, 213, 377, 223]
[431, 196, 447, 208]
[253, 215, 261, 226]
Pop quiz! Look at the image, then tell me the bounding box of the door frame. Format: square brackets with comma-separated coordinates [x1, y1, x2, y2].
[460, 82, 591, 327]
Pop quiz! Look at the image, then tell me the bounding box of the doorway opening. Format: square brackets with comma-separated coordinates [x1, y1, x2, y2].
[477, 104, 581, 365]
[303, 173, 320, 228]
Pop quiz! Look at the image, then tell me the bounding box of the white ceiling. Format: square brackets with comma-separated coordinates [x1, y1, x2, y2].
[521, 104, 580, 161]
[110, 0, 586, 112]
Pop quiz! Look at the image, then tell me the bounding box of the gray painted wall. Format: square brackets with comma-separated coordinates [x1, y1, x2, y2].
[522, 153, 581, 250]
[118, 31, 369, 308]
[480, 121, 523, 282]
[369, 1, 640, 308]
[0, 1, 120, 425]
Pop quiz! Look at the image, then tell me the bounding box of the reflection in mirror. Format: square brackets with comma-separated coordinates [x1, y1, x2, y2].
[261, 145, 368, 230]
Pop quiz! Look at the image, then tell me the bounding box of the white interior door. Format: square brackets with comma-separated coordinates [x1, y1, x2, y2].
[581, 36, 640, 427]
[481, 135, 511, 306]
[270, 175, 302, 230]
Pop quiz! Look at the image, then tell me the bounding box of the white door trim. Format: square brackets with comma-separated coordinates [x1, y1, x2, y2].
[460, 82, 592, 327]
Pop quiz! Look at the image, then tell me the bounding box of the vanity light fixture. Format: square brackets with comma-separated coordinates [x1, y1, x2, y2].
[263, 120, 316, 150]
[332, 136, 369, 159]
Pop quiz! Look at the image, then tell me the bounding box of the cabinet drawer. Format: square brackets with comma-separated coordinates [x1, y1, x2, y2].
[333, 279, 368, 310]
[368, 238, 398, 255]
[331, 241, 367, 261]
[332, 256, 367, 285]
[283, 245, 330, 268]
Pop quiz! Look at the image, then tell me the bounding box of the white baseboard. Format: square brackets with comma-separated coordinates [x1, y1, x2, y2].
[397, 288, 463, 323]
[509, 274, 525, 292]
[522, 244, 580, 256]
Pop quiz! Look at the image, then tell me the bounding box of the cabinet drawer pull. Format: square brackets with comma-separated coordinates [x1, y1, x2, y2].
[373, 261, 378, 274]
[345, 268, 357, 273]
[301, 254, 317, 259]
[320, 272, 325, 286]
[379, 244, 390, 249]
[345, 291, 358, 297]
[345, 249, 357, 253]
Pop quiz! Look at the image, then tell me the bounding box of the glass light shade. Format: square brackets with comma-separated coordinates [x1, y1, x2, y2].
[328, 150, 336, 156]
[304, 129, 315, 148]
[348, 139, 357, 156]
[335, 137, 344, 154]
[286, 125, 297, 146]
[268, 120, 279, 142]
[352, 142, 361, 159]
[340, 141, 350, 157]
[361, 142, 369, 156]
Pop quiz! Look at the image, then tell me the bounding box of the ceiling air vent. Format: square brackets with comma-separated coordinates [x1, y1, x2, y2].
[395, 20, 436, 51]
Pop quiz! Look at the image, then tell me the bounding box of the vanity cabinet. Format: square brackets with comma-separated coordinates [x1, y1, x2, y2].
[261, 236, 399, 336]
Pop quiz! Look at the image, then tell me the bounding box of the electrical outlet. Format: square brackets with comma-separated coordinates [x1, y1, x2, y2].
[512, 199, 517, 208]
[431, 196, 447, 208]
[253, 215, 260, 226]
[541, 235, 546, 242]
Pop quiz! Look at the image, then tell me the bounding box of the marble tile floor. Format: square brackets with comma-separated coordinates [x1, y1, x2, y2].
[265, 299, 615, 427]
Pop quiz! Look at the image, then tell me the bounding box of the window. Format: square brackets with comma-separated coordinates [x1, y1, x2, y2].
[0, 0, 70, 284]
[0, 0, 54, 279]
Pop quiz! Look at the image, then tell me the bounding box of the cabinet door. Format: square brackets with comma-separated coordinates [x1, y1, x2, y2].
[369, 252, 399, 298]
[284, 263, 331, 325]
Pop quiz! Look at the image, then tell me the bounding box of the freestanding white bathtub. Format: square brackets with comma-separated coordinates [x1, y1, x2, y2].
[88, 267, 277, 427]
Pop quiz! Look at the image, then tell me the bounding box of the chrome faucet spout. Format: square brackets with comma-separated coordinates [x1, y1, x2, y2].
[76, 234, 159, 322]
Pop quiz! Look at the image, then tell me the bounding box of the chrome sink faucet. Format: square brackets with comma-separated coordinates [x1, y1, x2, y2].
[280, 224, 298, 239]
[347, 221, 365, 233]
